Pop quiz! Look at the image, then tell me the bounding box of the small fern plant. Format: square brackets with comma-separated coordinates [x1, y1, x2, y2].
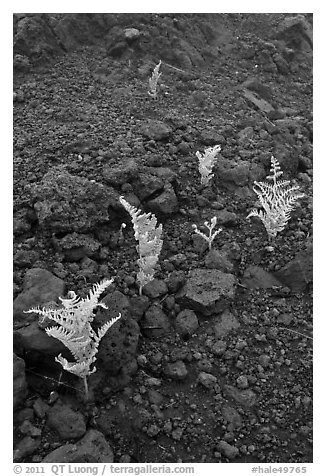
[192, 216, 222, 251]
[196, 145, 221, 186]
[246, 156, 304, 240]
[24, 279, 121, 399]
[148, 60, 162, 99]
[119, 196, 163, 295]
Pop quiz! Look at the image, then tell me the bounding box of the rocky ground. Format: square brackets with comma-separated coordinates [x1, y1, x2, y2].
[13, 13, 313, 463]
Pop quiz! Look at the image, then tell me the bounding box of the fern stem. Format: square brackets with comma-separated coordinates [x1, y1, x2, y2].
[83, 376, 89, 400]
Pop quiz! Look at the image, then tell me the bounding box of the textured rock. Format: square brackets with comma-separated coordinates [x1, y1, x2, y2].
[143, 279, 168, 298]
[213, 310, 241, 338]
[139, 120, 172, 141]
[97, 316, 140, 375]
[196, 359, 213, 373]
[241, 265, 282, 289]
[272, 52, 290, 74]
[221, 405, 243, 430]
[14, 320, 64, 355]
[145, 166, 178, 184]
[211, 340, 227, 356]
[13, 53, 32, 72]
[146, 183, 179, 216]
[13, 268, 65, 321]
[236, 375, 249, 389]
[218, 440, 239, 460]
[216, 158, 252, 190]
[223, 385, 257, 408]
[175, 309, 199, 338]
[237, 126, 255, 144]
[132, 172, 164, 201]
[19, 420, 42, 437]
[199, 130, 226, 146]
[104, 25, 128, 56]
[42, 429, 114, 463]
[29, 166, 116, 233]
[33, 398, 50, 419]
[14, 14, 64, 63]
[274, 243, 312, 292]
[13, 207, 35, 236]
[14, 249, 40, 268]
[13, 354, 28, 408]
[166, 270, 186, 293]
[197, 372, 218, 389]
[129, 295, 150, 321]
[47, 402, 86, 439]
[214, 209, 239, 226]
[53, 14, 113, 51]
[276, 14, 313, 52]
[163, 361, 188, 380]
[205, 249, 234, 272]
[103, 158, 139, 185]
[124, 28, 140, 42]
[95, 291, 140, 374]
[220, 241, 242, 263]
[241, 78, 273, 101]
[243, 89, 274, 113]
[141, 305, 171, 338]
[13, 436, 41, 462]
[57, 232, 101, 261]
[176, 269, 237, 316]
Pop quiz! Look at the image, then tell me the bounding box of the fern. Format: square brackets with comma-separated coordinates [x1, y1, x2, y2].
[196, 145, 221, 186]
[148, 60, 162, 99]
[25, 279, 121, 398]
[192, 216, 222, 250]
[119, 197, 163, 295]
[247, 156, 304, 239]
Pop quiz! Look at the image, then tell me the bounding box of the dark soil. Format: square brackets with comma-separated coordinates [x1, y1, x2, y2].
[13, 13, 313, 464]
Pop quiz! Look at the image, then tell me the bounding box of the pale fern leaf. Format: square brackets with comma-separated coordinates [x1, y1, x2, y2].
[119, 196, 163, 294]
[24, 279, 120, 386]
[192, 216, 222, 250]
[148, 60, 162, 99]
[45, 325, 78, 344]
[55, 354, 96, 379]
[96, 314, 121, 342]
[196, 145, 221, 186]
[247, 156, 304, 239]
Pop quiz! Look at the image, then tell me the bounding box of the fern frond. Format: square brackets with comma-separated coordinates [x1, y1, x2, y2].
[119, 196, 163, 294]
[24, 279, 121, 395]
[247, 156, 304, 239]
[148, 60, 162, 99]
[196, 145, 221, 186]
[83, 279, 113, 308]
[96, 314, 121, 342]
[266, 156, 283, 183]
[55, 354, 96, 378]
[138, 233, 163, 257]
[137, 255, 159, 275]
[45, 325, 78, 343]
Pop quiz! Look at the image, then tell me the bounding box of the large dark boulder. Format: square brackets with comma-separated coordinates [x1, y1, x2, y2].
[28, 166, 117, 234]
[14, 14, 65, 64]
[13, 268, 65, 321]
